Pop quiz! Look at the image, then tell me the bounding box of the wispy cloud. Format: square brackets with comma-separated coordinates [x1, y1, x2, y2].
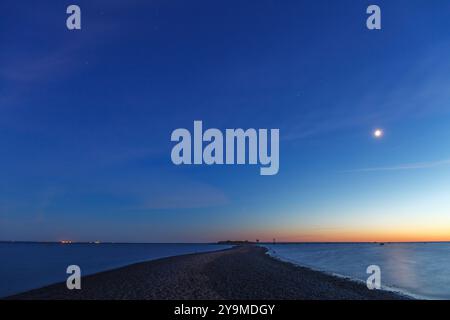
[345, 159, 450, 173]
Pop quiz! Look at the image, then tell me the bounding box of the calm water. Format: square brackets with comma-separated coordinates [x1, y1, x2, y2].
[264, 242, 450, 299]
[0, 242, 231, 298]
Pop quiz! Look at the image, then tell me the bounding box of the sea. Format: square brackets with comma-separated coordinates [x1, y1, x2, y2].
[0, 242, 231, 298]
[263, 242, 450, 299]
[3, 242, 449, 299]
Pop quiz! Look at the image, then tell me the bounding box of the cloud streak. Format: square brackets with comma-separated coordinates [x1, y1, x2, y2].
[346, 159, 450, 173]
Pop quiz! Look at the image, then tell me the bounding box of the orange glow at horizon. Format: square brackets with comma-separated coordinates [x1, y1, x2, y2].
[213, 226, 450, 243]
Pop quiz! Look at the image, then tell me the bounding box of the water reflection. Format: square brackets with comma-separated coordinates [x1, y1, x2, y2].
[265, 242, 450, 299]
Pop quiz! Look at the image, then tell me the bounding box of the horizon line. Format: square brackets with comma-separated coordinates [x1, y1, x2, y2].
[2, 240, 450, 244]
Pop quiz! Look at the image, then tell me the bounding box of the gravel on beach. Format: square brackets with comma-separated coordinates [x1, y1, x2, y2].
[8, 245, 407, 300]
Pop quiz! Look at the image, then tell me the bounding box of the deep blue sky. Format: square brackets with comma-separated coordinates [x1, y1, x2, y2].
[1, 1, 450, 242]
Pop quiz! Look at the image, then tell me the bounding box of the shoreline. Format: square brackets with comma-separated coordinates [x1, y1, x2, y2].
[264, 248, 416, 300]
[6, 246, 408, 300]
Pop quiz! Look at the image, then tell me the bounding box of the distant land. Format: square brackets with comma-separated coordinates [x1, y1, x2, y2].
[217, 240, 255, 245]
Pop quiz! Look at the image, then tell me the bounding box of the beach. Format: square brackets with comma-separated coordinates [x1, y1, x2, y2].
[7, 246, 406, 300]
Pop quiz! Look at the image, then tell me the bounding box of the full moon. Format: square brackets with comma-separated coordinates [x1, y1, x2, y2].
[373, 129, 384, 138]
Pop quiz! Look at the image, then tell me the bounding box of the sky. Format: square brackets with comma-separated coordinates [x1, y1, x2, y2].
[1, 0, 450, 242]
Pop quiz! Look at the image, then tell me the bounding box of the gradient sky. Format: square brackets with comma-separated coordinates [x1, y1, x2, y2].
[1, 0, 450, 242]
